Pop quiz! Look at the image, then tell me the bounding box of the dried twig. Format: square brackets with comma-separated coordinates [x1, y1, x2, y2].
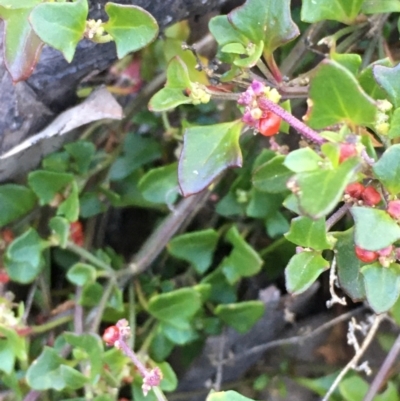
[326, 256, 347, 309]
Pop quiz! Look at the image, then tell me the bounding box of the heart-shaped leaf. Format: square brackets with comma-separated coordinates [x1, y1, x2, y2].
[0, 3, 43, 82]
[373, 144, 400, 194]
[103, 3, 158, 59]
[362, 0, 400, 13]
[306, 60, 376, 129]
[373, 63, 400, 108]
[228, 0, 299, 54]
[362, 263, 400, 313]
[301, 0, 364, 24]
[285, 216, 333, 251]
[285, 251, 329, 295]
[0, 184, 36, 228]
[148, 57, 192, 112]
[292, 157, 359, 219]
[283, 147, 324, 173]
[5, 228, 47, 284]
[351, 207, 400, 251]
[359, 58, 393, 99]
[168, 229, 219, 274]
[178, 120, 243, 196]
[30, 0, 87, 62]
[334, 228, 365, 301]
[215, 301, 265, 334]
[252, 155, 293, 193]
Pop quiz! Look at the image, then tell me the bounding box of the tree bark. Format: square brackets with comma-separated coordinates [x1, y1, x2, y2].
[0, 0, 233, 157]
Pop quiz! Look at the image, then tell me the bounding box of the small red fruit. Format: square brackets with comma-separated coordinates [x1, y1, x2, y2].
[387, 200, 400, 220]
[345, 182, 365, 199]
[339, 143, 358, 163]
[0, 270, 10, 284]
[70, 221, 84, 247]
[257, 113, 281, 137]
[361, 186, 381, 206]
[355, 246, 379, 263]
[103, 325, 120, 346]
[1, 229, 14, 244]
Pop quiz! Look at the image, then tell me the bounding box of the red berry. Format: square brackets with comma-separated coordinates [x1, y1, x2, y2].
[361, 186, 381, 206]
[387, 200, 400, 220]
[1, 229, 14, 244]
[345, 182, 365, 199]
[257, 113, 281, 137]
[339, 143, 357, 163]
[103, 325, 120, 346]
[70, 221, 84, 247]
[355, 246, 379, 263]
[0, 270, 10, 284]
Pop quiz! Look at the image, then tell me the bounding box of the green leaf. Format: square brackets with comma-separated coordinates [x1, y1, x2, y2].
[26, 347, 87, 390]
[373, 144, 400, 194]
[301, 0, 364, 24]
[285, 251, 329, 295]
[331, 53, 361, 76]
[28, 170, 74, 205]
[201, 270, 237, 304]
[168, 229, 219, 274]
[285, 216, 333, 251]
[373, 63, 400, 108]
[5, 228, 46, 284]
[159, 320, 198, 345]
[207, 391, 256, 401]
[0, 184, 36, 227]
[306, 60, 376, 129]
[228, 0, 299, 54]
[362, 0, 400, 14]
[67, 263, 97, 286]
[29, 0, 88, 62]
[109, 134, 161, 181]
[233, 40, 264, 68]
[362, 263, 400, 313]
[103, 3, 158, 59]
[283, 148, 323, 173]
[209, 15, 248, 48]
[246, 190, 283, 219]
[252, 155, 293, 193]
[334, 228, 365, 301]
[64, 141, 95, 175]
[63, 333, 103, 382]
[49, 216, 70, 248]
[215, 301, 265, 334]
[358, 58, 393, 100]
[158, 361, 178, 392]
[293, 157, 359, 219]
[351, 207, 400, 251]
[178, 121, 243, 196]
[148, 288, 202, 324]
[150, 328, 174, 362]
[148, 57, 192, 112]
[0, 326, 27, 374]
[57, 180, 79, 222]
[266, 211, 290, 238]
[388, 108, 400, 139]
[219, 225, 263, 284]
[0, 4, 43, 82]
[138, 163, 179, 205]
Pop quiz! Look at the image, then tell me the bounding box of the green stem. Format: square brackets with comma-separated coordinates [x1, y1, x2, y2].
[66, 241, 114, 275]
[31, 314, 73, 334]
[91, 34, 114, 44]
[259, 236, 287, 257]
[128, 282, 136, 350]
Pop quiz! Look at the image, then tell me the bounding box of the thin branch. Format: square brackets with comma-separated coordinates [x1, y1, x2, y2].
[326, 256, 347, 309]
[326, 203, 351, 231]
[322, 313, 386, 401]
[363, 331, 400, 401]
[226, 307, 366, 362]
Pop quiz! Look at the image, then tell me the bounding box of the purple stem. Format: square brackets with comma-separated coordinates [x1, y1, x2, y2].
[258, 97, 325, 145]
[117, 338, 148, 378]
[326, 203, 351, 231]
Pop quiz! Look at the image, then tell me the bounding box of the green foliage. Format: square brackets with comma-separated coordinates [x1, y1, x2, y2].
[4, 1, 400, 400]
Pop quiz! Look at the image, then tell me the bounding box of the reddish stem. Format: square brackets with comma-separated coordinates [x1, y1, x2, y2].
[264, 53, 283, 83]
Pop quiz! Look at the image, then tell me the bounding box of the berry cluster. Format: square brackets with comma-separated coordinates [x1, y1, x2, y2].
[238, 80, 282, 137]
[345, 183, 381, 206]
